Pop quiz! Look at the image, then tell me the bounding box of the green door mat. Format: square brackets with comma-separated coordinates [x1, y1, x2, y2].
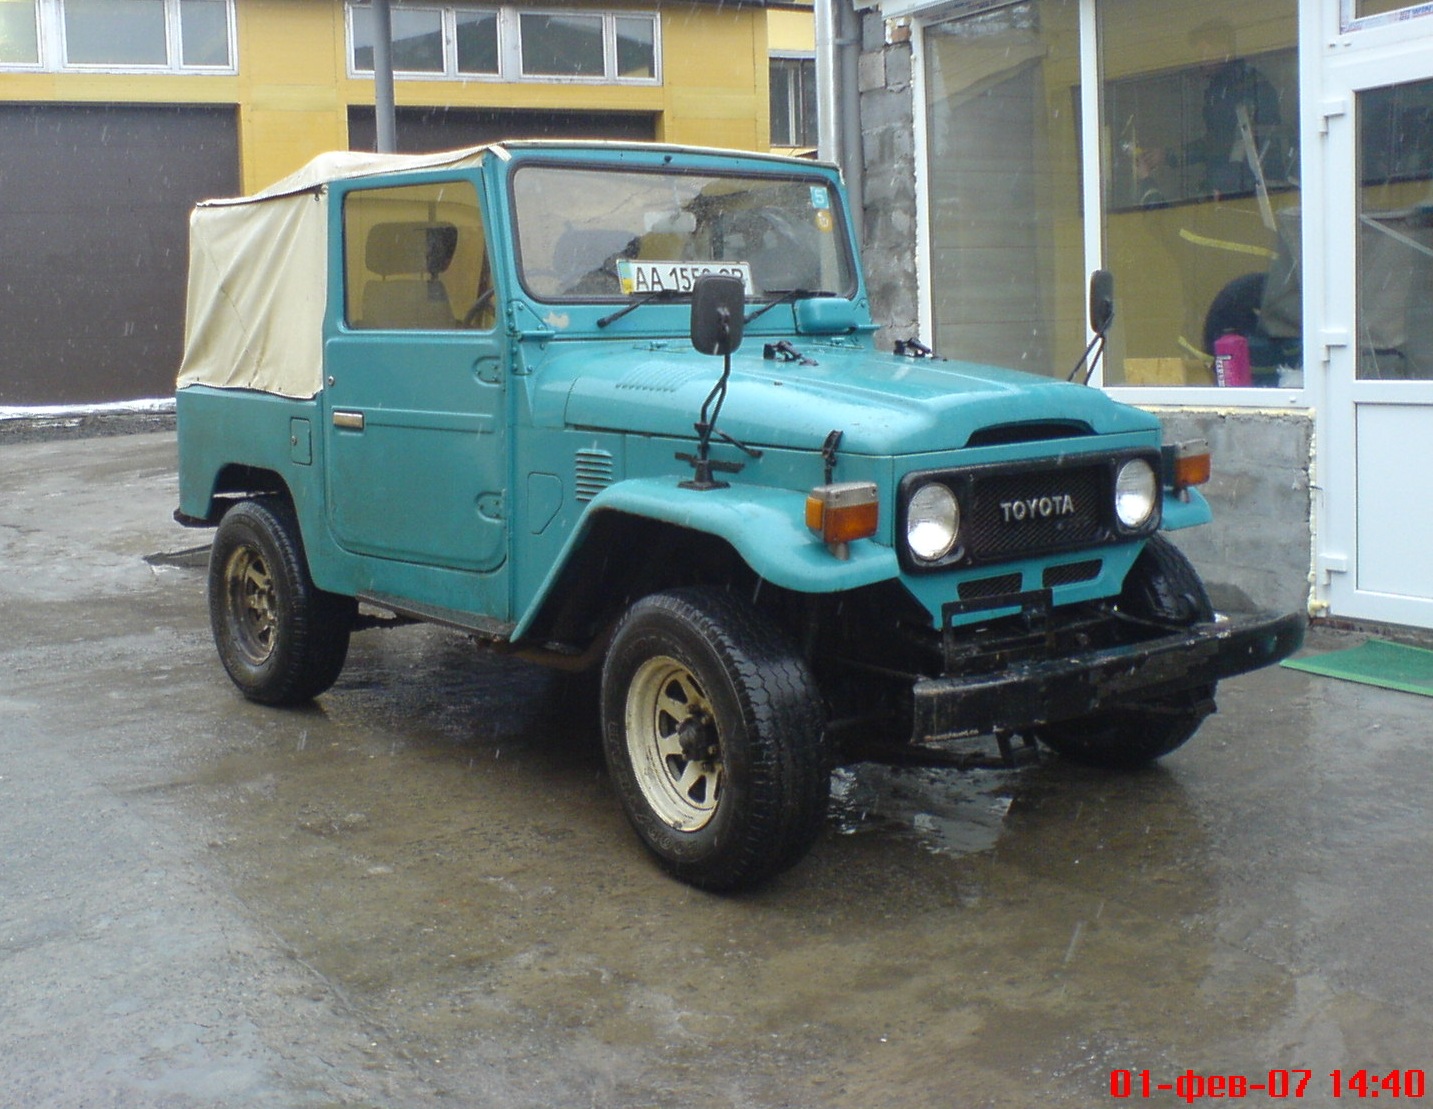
[1282, 638, 1433, 697]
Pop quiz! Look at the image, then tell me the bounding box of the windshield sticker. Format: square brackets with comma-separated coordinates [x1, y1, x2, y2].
[814, 210, 834, 234]
[809, 186, 830, 210]
[617, 260, 754, 296]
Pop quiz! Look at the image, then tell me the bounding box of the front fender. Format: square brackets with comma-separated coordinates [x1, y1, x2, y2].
[1161, 487, 1212, 531]
[511, 477, 900, 640]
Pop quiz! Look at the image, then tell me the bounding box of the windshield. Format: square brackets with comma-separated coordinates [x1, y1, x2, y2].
[511, 163, 856, 302]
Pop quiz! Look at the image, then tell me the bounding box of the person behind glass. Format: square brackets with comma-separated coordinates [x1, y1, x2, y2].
[1136, 20, 1284, 203]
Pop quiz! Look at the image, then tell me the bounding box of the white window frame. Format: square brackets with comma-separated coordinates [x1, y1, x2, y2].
[1340, 0, 1433, 33]
[769, 52, 817, 148]
[0, 0, 237, 74]
[346, 2, 660, 85]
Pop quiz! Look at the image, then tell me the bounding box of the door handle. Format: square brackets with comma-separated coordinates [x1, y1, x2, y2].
[332, 411, 365, 431]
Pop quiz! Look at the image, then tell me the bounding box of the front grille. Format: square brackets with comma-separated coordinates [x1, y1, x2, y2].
[958, 573, 1023, 600]
[1043, 559, 1102, 588]
[963, 464, 1107, 562]
[898, 449, 1161, 573]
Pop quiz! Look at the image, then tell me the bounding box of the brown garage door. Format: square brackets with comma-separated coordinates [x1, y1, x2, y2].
[0, 103, 239, 406]
[347, 105, 656, 153]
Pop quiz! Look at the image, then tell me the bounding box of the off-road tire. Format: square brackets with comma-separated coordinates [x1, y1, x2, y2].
[208, 499, 356, 705]
[1034, 534, 1216, 768]
[601, 587, 829, 891]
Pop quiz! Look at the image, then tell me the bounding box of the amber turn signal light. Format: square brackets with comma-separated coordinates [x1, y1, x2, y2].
[1162, 439, 1212, 496]
[806, 482, 879, 559]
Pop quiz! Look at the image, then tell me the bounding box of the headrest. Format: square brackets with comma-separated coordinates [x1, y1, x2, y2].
[366, 221, 458, 278]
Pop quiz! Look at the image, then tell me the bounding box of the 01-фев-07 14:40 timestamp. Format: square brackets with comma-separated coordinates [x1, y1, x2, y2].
[1110, 1068, 1427, 1100]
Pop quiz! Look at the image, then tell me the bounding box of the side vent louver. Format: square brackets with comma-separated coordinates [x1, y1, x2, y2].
[575, 448, 614, 502]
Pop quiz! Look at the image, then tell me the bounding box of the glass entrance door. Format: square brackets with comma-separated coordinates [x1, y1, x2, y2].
[1322, 47, 1433, 628]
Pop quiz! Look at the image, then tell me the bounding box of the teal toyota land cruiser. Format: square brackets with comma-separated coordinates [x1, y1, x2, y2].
[175, 141, 1303, 890]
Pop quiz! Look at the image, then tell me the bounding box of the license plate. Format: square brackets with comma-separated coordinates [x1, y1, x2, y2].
[616, 260, 753, 296]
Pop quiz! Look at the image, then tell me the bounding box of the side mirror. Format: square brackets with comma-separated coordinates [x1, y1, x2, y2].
[690, 274, 746, 356]
[1089, 269, 1115, 337]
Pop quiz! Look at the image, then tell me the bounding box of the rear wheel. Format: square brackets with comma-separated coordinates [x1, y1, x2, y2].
[209, 499, 355, 705]
[1034, 535, 1216, 768]
[601, 587, 829, 891]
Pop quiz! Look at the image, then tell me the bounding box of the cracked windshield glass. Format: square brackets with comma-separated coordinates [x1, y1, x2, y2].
[511, 165, 856, 302]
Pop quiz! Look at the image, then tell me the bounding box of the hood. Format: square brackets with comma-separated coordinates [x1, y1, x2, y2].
[530, 340, 1159, 455]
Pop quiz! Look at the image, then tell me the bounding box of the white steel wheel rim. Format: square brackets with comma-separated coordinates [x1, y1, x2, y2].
[624, 655, 723, 832]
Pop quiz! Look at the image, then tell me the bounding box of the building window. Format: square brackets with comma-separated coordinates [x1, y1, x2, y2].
[770, 55, 816, 148]
[0, 0, 233, 71]
[0, 0, 41, 65]
[351, 6, 445, 73]
[348, 4, 659, 84]
[914, 0, 1309, 399]
[922, 0, 1083, 378]
[454, 8, 497, 74]
[615, 14, 653, 79]
[1099, 3, 1302, 389]
[519, 12, 603, 77]
[66, 0, 167, 65]
[179, 0, 228, 66]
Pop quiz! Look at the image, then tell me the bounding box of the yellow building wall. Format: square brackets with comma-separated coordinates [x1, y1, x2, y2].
[660, 6, 767, 150]
[0, 0, 774, 195]
[238, 0, 348, 190]
[767, 6, 815, 55]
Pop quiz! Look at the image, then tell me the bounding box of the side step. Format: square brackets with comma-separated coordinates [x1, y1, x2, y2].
[356, 592, 515, 642]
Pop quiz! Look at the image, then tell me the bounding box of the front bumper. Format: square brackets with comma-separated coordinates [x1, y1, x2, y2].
[911, 609, 1305, 742]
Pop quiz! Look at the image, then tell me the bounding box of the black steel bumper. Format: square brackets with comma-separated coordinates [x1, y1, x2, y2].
[911, 609, 1306, 742]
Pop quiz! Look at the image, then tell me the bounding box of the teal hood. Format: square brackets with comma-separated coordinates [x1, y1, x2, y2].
[529, 340, 1159, 455]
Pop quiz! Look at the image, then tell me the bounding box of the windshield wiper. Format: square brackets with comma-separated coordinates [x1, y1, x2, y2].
[742, 288, 836, 325]
[596, 288, 682, 328]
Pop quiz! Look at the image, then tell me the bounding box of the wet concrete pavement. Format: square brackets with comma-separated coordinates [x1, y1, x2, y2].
[2, 431, 1431, 1108]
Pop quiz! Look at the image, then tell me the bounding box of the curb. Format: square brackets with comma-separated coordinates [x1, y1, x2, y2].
[0, 410, 177, 445]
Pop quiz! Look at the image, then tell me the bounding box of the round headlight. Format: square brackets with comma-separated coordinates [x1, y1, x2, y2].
[906, 482, 960, 562]
[1114, 458, 1158, 529]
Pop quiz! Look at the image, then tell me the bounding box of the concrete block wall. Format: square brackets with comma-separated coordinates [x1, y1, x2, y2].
[1151, 409, 1314, 618]
[857, 11, 920, 350]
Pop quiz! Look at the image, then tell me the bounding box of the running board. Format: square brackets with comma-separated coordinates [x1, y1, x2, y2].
[356, 593, 515, 642]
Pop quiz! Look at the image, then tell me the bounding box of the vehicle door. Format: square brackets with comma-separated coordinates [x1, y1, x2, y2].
[322, 175, 509, 613]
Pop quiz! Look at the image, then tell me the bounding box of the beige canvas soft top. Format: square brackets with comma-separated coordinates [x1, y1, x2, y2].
[176, 145, 491, 399]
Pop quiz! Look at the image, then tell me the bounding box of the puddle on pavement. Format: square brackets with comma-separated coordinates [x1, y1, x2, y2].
[829, 763, 1017, 857]
[143, 544, 211, 570]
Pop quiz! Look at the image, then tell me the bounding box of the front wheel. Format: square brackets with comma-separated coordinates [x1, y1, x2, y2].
[208, 499, 356, 705]
[601, 588, 829, 891]
[1034, 535, 1216, 768]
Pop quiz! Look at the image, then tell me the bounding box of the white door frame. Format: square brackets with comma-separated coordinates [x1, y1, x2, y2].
[1316, 4, 1433, 628]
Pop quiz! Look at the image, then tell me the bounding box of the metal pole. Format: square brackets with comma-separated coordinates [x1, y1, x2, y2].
[814, 0, 839, 165]
[837, 0, 864, 243]
[372, 0, 397, 153]
[815, 0, 863, 241]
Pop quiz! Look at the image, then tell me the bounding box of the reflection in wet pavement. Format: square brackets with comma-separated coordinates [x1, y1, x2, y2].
[829, 764, 1016, 857]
